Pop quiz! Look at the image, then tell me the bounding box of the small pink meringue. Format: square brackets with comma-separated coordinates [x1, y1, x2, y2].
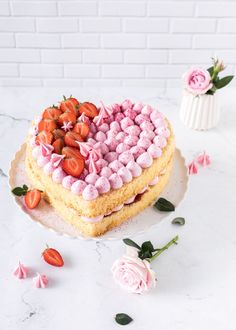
[136, 152, 153, 168]
[153, 136, 167, 148]
[124, 135, 139, 147]
[126, 160, 142, 177]
[43, 162, 54, 175]
[99, 123, 109, 133]
[115, 131, 126, 143]
[124, 125, 141, 136]
[88, 156, 100, 174]
[109, 173, 123, 189]
[78, 112, 90, 124]
[33, 273, 48, 289]
[133, 102, 143, 113]
[137, 137, 152, 150]
[82, 184, 98, 200]
[95, 131, 106, 143]
[116, 142, 130, 154]
[37, 155, 51, 168]
[130, 146, 145, 159]
[135, 114, 149, 125]
[109, 160, 123, 172]
[61, 121, 73, 132]
[104, 151, 118, 163]
[121, 99, 133, 111]
[100, 166, 113, 178]
[40, 142, 54, 157]
[120, 117, 134, 130]
[197, 151, 211, 167]
[118, 150, 134, 165]
[13, 262, 28, 279]
[139, 130, 155, 140]
[85, 173, 99, 185]
[188, 161, 198, 175]
[141, 105, 153, 116]
[94, 142, 109, 155]
[77, 142, 93, 158]
[51, 153, 65, 167]
[104, 139, 118, 152]
[52, 167, 67, 184]
[62, 175, 77, 189]
[124, 108, 137, 120]
[140, 121, 154, 132]
[118, 167, 133, 183]
[95, 176, 111, 194]
[147, 144, 162, 158]
[71, 180, 87, 195]
[110, 121, 121, 132]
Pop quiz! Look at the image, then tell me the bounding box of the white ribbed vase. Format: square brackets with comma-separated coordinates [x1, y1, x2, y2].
[179, 91, 221, 130]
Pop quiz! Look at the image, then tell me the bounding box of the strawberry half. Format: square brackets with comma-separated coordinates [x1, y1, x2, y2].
[35, 131, 53, 145]
[64, 131, 83, 148]
[24, 189, 41, 209]
[52, 138, 64, 154]
[79, 102, 98, 118]
[73, 122, 89, 139]
[62, 156, 85, 177]
[43, 107, 62, 120]
[62, 146, 84, 159]
[38, 119, 57, 132]
[60, 96, 79, 116]
[42, 247, 64, 267]
[52, 128, 66, 140]
[57, 112, 77, 126]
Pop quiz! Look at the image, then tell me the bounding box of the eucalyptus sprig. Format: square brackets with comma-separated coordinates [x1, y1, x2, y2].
[206, 58, 234, 95]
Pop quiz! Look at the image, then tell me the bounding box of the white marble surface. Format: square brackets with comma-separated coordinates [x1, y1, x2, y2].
[0, 87, 236, 330]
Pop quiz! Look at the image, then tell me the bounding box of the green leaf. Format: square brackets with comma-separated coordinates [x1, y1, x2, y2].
[23, 184, 28, 191]
[207, 66, 214, 76]
[172, 217, 185, 226]
[115, 313, 133, 326]
[154, 198, 175, 212]
[214, 75, 234, 89]
[138, 250, 153, 260]
[123, 238, 141, 250]
[12, 187, 25, 196]
[141, 241, 154, 252]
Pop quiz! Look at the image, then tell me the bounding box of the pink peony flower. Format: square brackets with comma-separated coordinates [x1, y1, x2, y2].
[183, 68, 213, 96]
[111, 252, 156, 294]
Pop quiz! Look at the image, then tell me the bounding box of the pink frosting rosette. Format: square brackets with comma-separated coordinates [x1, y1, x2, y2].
[183, 68, 213, 96]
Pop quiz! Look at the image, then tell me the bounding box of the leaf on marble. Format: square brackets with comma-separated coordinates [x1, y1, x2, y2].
[154, 197, 175, 212]
[172, 217, 185, 226]
[115, 313, 133, 325]
[12, 185, 28, 196]
[123, 238, 141, 250]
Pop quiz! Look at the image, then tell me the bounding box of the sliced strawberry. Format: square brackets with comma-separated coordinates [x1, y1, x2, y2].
[57, 112, 77, 126]
[60, 96, 79, 116]
[62, 156, 85, 177]
[73, 122, 89, 139]
[38, 119, 57, 132]
[35, 131, 53, 145]
[52, 128, 66, 140]
[64, 131, 83, 148]
[42, 247, 64, 267]
[79, 102, 98, 118]
[42, 107, 62, 120]
[62, 146, 84, 160]
[24, 189, 41, 209]
[52, 138, 65, 154]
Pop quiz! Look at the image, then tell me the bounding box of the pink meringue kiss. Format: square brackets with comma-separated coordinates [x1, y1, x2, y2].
[100, 166, 113, 178]
[121, 99, 133, 110]
[124, 135, 139, 147]
[141, 105, 153, 116]
[133, 102, 143, 113]
[137, 137, 152, 150]
[130, 146, 145, 159]
[135, 114, 149, 125]
[118, 167, 133, 183]
[13, 261, 28, 279]
[139, 130, 155, 140]
[109, 160, 123, 172]
[126, 160, 142, 177]
[95, 176, 111, 194]
[71, 180, 87, 195]
[109, 173, 123, 189]
[37, 155, 51, 168]
[124, 108, 137, 120]
[147, 144, 162, 159]
[136, 152, 153, 169]
[125, 125, 141, 136]
[99, 123, 109, 133]
[110, 121, 121, 132]
[120, 117, 134, 130]
[197, 151, 211, 167]
[62, 175, 77, 189]
[52, 167, 67, 184]
[33, 273, 48, 289]
[188, 161, 198, 175]
[85, 173, 99, 185]
[116, 142, 130, 154]
[95, 131, 106, 143]
[140, 121, 154, 132]
[82, 184, 98, 200]
[43, 162, 54, 175]
[118, 150, 134, 165]
[94, 142, 109, 155]
[104, 151, 118, 163]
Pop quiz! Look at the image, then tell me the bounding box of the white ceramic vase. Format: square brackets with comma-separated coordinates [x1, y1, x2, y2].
[179, 91, 221, 130]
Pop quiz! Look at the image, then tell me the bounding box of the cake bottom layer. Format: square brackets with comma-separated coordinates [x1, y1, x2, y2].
[28, 157, 173, 237]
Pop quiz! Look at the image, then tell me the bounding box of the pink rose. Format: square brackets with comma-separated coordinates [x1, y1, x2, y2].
[183, 68, 213, 95]
[111, 251, 156, 294]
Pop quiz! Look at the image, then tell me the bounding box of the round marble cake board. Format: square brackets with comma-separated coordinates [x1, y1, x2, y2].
[9, 144, 189, 241]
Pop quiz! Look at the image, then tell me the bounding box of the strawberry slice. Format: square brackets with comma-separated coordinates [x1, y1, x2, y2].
[52, 138, 64, 154]
[52, 128, 66, 140]
[60, 96, 79, 116]
[35, 131, 53, 145]
[42, 107, 62, 120]
[62, 146, 84, 159]
[57, 112, 77, 126]
[73, 122, 89, 139]
[64, 131, 83, 148]
[79, 102, 98, 118]
[62, 156, 85, 177]
[42, 247, 64, 267]
[24, 189, 41, 209]
[38, 119, 57, 132]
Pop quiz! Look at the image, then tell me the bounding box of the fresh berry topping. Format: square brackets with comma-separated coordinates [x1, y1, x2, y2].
[52, 138, 64, 154]
[24, 189, 41, 209]
[57, 112, 77, 126]
[62, 146, 84, 160]
[73, 122, 89, 139]
[35, 131, 53, 145]
[62, 155, 85, 177]
[42, 247, 64, 267]
[38, 119, 57, 132]
[42, 107, 62, 120]
[52, 128, 66, 140]
[64, 131, 83, 148]
[79, 102, 98, 118]
[60, 96, 79, 116]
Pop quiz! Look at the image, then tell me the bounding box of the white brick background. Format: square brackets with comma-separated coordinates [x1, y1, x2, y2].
[0, 0, 236, 87]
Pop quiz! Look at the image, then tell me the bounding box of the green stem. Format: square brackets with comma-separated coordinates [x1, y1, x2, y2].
[147, 235, 179, 263]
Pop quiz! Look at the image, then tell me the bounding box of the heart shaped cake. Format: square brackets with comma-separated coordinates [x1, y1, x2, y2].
[25, 97, 175, 237]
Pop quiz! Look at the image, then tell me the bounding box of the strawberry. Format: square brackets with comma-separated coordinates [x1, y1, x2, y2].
[73, 122, 89, 139]
[62, 146, 84, 159]
[38, 119, 57, 132]
[60, 96, 79, 116]
[52, 138, 64, 154]
[52, 128, 66, 140]
[79, 102, 98, 118]
[42, 247, 64, 267]
[57, 112, 77, 126]
[24, 189, 41, 209]
[42, 106, 62, 120]
[35, 131, 53, 145]
[64, 131, 83, 148]
[62, 155, 85, 177]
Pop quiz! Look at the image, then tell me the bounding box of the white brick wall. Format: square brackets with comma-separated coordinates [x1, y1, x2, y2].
[0, 0, 236, 87]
